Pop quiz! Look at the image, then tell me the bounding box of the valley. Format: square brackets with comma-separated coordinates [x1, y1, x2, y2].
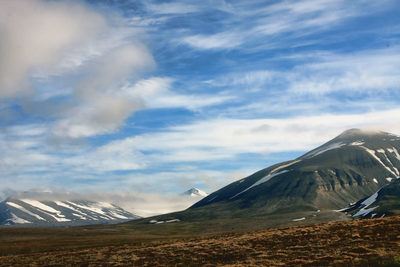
[1, 129, 400, 266]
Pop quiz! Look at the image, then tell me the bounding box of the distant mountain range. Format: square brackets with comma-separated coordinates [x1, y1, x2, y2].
[0, 197, 141, 227]
[148, 129, 400, 226]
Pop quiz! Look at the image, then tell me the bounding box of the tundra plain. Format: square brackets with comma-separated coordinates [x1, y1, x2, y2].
[1, 215, 400, 266]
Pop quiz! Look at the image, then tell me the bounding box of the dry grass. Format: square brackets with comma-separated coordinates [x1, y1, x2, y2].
[1, 216, 400, 266]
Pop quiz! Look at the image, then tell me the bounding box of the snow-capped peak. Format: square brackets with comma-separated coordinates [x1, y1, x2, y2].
[180, 188, 208, 197]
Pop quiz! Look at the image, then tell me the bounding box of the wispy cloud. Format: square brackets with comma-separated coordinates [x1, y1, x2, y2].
[178, 0, 393, 51]
[123, 77, 235, 110]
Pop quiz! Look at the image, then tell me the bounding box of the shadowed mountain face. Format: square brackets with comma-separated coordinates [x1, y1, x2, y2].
[190, 129, 400, 217]
[0, 197, 141, 227]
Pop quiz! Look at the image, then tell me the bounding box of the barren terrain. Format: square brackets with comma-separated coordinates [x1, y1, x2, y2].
[1, 216, 400, 266]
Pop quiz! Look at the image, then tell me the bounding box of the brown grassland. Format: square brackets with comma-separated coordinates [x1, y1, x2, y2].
[1, 215, 400, 266]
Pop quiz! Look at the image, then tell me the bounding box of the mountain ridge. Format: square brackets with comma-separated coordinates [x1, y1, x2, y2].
[0, 196, 142, 227]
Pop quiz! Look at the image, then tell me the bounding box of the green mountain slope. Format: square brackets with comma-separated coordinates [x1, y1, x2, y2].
[189, 129, 400, 218]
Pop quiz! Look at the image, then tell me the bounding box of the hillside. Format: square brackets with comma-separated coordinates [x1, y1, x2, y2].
[188, 129, 400, 218]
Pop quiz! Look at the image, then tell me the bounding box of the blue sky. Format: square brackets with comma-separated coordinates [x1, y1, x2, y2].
[0, 0, 400, 215]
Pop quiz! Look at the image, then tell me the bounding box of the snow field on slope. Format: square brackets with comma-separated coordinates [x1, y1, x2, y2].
[230, 170, 289, 199]
[353, 190, 380, 217]
[304, 142, 346, 158]
[8, 213, 31, 224]
[20, 199, 71, 222]
[362, 147, 399, 178]
[65, 201, 125, 220]
[7, 202, 46, 221]
[54, 201, 97, 220]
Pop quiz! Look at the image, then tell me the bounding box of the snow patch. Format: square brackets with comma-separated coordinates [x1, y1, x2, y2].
[7, 202, 46, 221]
[269, 160, 301, 175]
[293, 217, 306, 222]
[328, 169, 336, 176]
[166, 219, 180, 223]
[20, 199, 61, 214]
[349, 141, 365, 146]
[378, 149, 400, 176]
[353, 189, 380, 217]
[150, 219, 180, 224]
[65, 201, 113, 220]
[20, 199, 71, 222]
[54, 201, 96, 220]
[387, 147, 400, 161]
[107, 210, 129, 220]
[362, 147, 399, 177]
[72, 213, 87, 220]
[303, 142, 346, 158]
[230, 170, 289, 199]
[353, 206, 379, 217]
[207, 195, 218, 202]
[387, 177, 393, 182]
[7, 213, 32, 224]
[373, 178, 378, 184]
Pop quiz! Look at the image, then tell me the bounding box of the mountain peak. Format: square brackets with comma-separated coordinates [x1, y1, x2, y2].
[180, 188, 208, 197]
[338, 128, 370, 137]
[335, 128, 399, 141]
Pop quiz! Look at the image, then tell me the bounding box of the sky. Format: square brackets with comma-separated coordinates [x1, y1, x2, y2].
[0, 0, 400, 216]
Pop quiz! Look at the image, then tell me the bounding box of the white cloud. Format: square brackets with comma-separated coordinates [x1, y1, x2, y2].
[0, 0, 107, 98]
[51, 42, 156, 139]
[0, 0, 158, 140]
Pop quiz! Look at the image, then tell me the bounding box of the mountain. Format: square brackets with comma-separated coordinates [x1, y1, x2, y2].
[183, 129, 400, 220]
[180, 188, 208, 197]
[0, 197, 142, 227]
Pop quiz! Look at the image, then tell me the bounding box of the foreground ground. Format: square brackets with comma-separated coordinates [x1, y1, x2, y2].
[1, 216, 400, 266]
